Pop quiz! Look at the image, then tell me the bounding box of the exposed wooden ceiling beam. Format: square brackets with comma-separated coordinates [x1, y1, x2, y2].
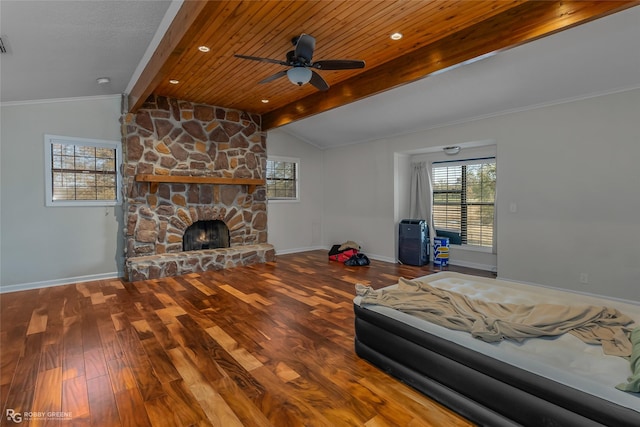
[128, 1, 637, 130]
[262, 1, 637, 130]
[127, 1, 212, 112]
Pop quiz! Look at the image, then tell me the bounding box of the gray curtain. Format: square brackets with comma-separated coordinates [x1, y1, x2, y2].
[410, 161, 436, 260]
[410, 162, 429, 220]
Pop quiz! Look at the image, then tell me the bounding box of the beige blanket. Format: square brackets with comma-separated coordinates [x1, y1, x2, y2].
[356, 277, 635, 357]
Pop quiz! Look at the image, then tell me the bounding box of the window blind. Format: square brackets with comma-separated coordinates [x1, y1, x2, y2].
[432, 157, 496, 248]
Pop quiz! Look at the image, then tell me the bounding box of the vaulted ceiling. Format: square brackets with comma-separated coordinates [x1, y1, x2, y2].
[128, 0, 637, 130]
[2, 1, 638, 148]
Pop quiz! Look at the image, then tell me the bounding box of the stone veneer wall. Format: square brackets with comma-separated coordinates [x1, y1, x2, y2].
[121, 95, 274, 280]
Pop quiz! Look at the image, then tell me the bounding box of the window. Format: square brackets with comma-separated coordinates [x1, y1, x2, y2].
[432, 157, 496, 248]
[266, 156, 299, 201]
[44, 134, 121, 206]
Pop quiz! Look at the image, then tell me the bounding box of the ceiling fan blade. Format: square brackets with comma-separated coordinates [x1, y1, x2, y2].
[312, 59, 366, 70]
[234, 54, 287, 66]
[309, 70, 329, 91]
[294, 33, 315, 63]
[258, 70, 288, 84]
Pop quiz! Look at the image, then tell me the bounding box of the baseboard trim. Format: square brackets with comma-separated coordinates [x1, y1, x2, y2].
[274, 246, 327, 255]
[0, 272, 121, 294]
[448, 259, 496, 272]
[367, 254, 397, 264]
[394, 257, 495, 272]
[275, 246, 398, 264]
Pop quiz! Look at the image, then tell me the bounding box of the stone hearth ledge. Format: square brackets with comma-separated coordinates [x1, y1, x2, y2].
[125, 243, 275, 281]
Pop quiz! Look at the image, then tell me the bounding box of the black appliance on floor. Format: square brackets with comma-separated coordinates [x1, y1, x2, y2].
[398, 219, 428, 266]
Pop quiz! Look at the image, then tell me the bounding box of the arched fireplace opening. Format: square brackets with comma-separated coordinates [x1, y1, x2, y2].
[183, 220, 230, 251]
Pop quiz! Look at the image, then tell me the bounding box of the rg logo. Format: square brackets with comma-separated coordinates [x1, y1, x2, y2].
[6, 409, 22, 423]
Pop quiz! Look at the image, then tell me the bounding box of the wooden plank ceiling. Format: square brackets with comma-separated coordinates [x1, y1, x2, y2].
[128, 1, 637, 131]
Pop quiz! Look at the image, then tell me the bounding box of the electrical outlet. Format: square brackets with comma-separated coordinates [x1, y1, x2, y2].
[579, 273, 589, 284]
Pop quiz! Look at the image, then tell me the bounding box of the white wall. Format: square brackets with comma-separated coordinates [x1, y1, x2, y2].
[322, 139, 397, 262]
[393, 153, 411, 260]
[266, 129, 324, 254]
[494, 89, 640, 301]
[2, 89, 638, 302]
[0, 96, 123, 290]
[319, 88, 640, 301]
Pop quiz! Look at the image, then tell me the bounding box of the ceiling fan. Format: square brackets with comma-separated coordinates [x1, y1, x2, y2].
[234, 33, 365, 91]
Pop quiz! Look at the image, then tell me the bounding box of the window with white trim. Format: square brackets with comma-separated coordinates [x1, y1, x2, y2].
[432, 157, 496, 248]
[44, 134, 121, 206]
[266, 156, 299, 201]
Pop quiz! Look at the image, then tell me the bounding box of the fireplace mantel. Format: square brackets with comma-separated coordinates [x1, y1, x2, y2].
[135, 174, 265, 194]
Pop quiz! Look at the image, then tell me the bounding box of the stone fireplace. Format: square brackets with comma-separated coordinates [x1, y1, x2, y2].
[122, 95, 275, 281]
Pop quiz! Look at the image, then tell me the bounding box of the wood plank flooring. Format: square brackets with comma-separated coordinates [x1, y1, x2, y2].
[1, 250, 494, 426]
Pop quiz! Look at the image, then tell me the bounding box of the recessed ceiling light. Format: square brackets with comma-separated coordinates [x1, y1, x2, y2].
[390, 32, 403, 40]
[96, 77, 111, 85]
[261, 99, 269, 104]
[198, 46, 210, 52]
[169, 79, 179, 84]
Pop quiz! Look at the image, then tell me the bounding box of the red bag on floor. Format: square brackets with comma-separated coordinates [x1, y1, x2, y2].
[328, 244, 359, 262]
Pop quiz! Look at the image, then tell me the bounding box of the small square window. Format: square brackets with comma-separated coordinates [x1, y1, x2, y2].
[266, 156, 299, 201]
[44, 134, 121, 207]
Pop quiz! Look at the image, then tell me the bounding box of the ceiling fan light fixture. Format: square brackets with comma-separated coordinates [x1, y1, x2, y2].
[287, 67, 312, 86]
[236, 33, 364, 92]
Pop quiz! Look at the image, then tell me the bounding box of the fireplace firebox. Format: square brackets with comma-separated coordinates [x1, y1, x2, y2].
[183, 220, 230, 251]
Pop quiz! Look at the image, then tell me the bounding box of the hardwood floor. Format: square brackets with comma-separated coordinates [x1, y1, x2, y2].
[1, 250, 494, 426]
